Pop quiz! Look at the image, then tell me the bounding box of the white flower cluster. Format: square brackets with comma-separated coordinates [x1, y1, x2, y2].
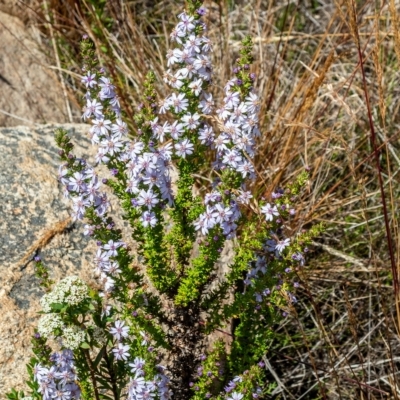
[62, 326, 87, 350]
[38, 314, 64, 338]
[34, 350, 80, 400]
[38, 313, 86, 350]
[159, 8, 251, 239]
[58, 162, 109, 221]
[40, 276, 89, 313]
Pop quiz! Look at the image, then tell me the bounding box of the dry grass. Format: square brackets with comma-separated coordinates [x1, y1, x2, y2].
[19, 0, 400, 397]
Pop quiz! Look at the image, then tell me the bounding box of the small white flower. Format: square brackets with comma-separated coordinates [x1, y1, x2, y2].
[189, 78, 203, 96]
[199, 92, 214, 114]
[181, 113, 200, 130]
[142, 211, 158, 228]
[177, 12, 195, 33]
[245, 92, 261, 113]
[103, 239, 123, 257]
[194, 215, 208, 235]
[174, 139, 194, 158]
[137, 189, 159, 209]
[224, 91, 240, 109]
[81, 72, 97, 88]
[113, 343, 130, 361]
[92, 118, 112, 136]
[170, 121, 185, 140]
[275, 238, 290, 253]
[260, 203, 279, 221]
[228, 392, 244, 400]
[111, 118, 128, 136]
[129, 357, 146, 375]
[110, 320, 130, 341]
[83, 98, 103, 120]
[237, 160, 255, 179]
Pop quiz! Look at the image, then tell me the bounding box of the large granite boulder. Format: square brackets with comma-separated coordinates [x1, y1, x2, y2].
[0, 124, 111, 393]
[0, 8, 75, 127]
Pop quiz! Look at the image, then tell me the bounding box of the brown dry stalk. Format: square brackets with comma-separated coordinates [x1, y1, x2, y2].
[15, 217, 72, 271]
[271, 50, 335, 191]
[389, 0, 400, 64]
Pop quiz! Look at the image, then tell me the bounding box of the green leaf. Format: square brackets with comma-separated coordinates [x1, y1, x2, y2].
[93, 347, 105, 369]
[80, 342, 91, 349]
[97, 377, 113, 391]
[50, 302, 64, 310]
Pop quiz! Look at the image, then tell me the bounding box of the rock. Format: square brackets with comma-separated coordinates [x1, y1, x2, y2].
[0, 124, 124, 393]
[0, 9, 75, 127]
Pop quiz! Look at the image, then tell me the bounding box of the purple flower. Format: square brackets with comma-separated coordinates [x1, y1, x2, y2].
[260, 203, 279, 221]
[129, 357, 146, 375]
[141, 211, 157, 228]
[110, 320, 130, 341]
[137, 189, 159, 209]
[275, 238, 290, 253]
[112, 343, 130, 361]
[81, 72, 97, 88]
[175, 139, 194, 158]
[103, 239, 123, 257]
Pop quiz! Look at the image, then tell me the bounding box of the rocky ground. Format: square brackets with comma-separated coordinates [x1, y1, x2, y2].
[0, 125, 92, 394]
[0, 5, 71, 127]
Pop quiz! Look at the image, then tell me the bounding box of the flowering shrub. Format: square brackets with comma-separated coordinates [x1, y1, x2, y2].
[7, 1, 323, 399]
